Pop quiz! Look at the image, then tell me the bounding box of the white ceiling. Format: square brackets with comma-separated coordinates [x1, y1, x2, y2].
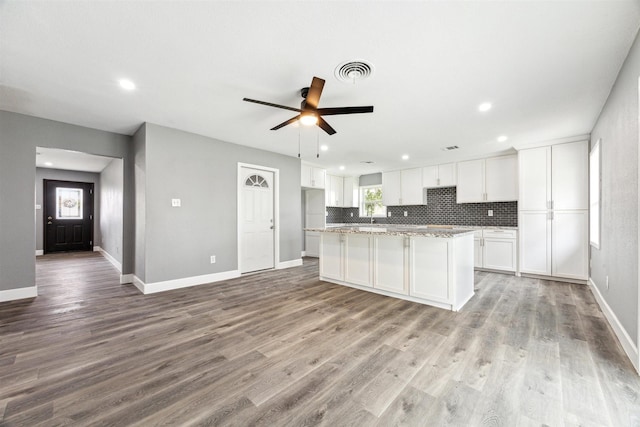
[36, 147, 115, 173]
[2, 1, 639, 176]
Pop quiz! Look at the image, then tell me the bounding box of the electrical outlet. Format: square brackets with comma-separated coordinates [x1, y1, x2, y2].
[488, 209, 493, 217]
[606, 275, 609, 289]
[404, 211, 408, 217]
[171, 198, 181, 207]
[210, 255, 216, 264]
[388, 212, 392, 217]
[350, 212, 353, 217]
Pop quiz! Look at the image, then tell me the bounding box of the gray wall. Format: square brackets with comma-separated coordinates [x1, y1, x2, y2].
[99, 159, 124, 266]
[590, 31, 640, 346]
[35, 168, 101, 252]
[0, 110, 132, 291]
[137, 123, 301, 284]
[359, 173, 382, 186]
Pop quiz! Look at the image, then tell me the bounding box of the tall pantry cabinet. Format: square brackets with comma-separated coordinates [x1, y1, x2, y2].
[518, 140, 589, 280]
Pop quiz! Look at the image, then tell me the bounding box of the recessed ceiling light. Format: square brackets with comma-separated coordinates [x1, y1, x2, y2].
[402, 154, 409, 160]
[497, 135, 508, 142]
[339, 165, 345, 171]
[119, 79, 136, 91]
[478, 102, 492, 112]
[44, 162, 53, 166]
[320, 145, 328, 151]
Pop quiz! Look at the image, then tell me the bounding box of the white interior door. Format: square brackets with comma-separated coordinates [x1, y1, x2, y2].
[240, 167, 274, 273]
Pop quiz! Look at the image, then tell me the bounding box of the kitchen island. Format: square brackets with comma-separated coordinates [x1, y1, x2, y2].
[306, 225, 475, 311]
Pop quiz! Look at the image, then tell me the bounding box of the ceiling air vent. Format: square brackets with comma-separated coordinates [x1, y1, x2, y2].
[335, 60, 374, 83]
[360, 160, 375, 164]
[442, 145, 459, 151]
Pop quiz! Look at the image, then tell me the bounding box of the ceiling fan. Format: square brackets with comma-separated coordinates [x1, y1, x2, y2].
[243, 76, 374, 135]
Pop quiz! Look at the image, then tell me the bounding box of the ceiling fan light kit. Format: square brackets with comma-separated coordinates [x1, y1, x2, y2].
[243, 76, 374, 135]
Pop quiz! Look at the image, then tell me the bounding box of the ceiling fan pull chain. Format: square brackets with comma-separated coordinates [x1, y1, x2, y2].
[316, 128, 320, 158]
[298, 128, 301, 158]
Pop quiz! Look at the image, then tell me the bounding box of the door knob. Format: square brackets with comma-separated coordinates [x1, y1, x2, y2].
[47, 216, 52, 220]
[47, 221, 52, 225]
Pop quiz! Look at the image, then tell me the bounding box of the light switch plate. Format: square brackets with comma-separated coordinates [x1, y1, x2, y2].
[35, 204, 41, 210]
[171, 198, 181, 207]
[488, 209, 493, 217]
[404, 211, 408, 217]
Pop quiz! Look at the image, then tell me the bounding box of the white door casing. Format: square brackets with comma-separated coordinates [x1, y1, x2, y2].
[238, 164, 278, 274]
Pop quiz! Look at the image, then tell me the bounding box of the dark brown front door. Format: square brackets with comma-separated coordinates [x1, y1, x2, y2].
[44, 180, 94, 253]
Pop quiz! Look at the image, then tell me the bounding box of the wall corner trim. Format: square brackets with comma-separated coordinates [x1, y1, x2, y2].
[131, 270, 241, 295]
[589, 277, 640, 374]
[120, 274, 134, 285]
[0, 286, 38, 302]
[95, 247, 122, 272]
[277, 259, 303, 269]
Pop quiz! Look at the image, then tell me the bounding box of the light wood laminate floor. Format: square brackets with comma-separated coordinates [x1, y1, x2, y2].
[1, 252, 639, 426]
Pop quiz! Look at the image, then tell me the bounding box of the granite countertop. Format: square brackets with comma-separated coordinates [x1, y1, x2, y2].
[305, 225, 475, 238]
[324, 223, 518, 230]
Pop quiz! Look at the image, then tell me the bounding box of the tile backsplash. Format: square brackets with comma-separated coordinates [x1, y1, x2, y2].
[327, 186, 517, 227]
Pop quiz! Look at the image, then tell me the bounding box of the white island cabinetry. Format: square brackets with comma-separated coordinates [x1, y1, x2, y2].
[317, 227, 474, 311]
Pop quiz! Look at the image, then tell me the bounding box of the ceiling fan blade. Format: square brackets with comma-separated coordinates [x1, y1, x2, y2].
[317, 117, 337, 135]
[316, 106, 374, 116]
[243, 98, 301, 113]
[305, 77, 325, 109]
[270, 115, 301, 131]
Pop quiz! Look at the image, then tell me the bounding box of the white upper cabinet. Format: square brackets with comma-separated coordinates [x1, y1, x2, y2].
[382, 168, 424, 206]
[485, 155, 518, 201]
[423, 163, 457, 188]
[301, 163, 325, 189]
[518, 146, 551, 211]
[343, 176, 359, 208]
[551, 141, 588, 210]
[457, 155, 517, 203]
[325, 174, 344, 207]
[518, 141, 587, 211]
[401, 168, 424, 205]
[456, 159, 485, 203]
[382, 171, 402, 206]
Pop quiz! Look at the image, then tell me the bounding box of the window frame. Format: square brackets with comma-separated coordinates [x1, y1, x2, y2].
[589, 139, 601, 249]
[359, 184, 387, 218]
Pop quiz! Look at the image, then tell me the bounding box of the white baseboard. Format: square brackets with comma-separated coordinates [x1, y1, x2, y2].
[120, 274, 133, 285]
[0, 286, 37, 302]
[35, 250, 43, 256]
[132, 270, 241, 295]
[277, 258, 303, 269]
[94, 247, 122, 272]
[589, 278, 639, 373]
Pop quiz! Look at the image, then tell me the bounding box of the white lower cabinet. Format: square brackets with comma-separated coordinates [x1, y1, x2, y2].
[344, 234, 373, 287]
[473, 229, 518, 272]
[483, 237, 517, 271]
[551, 210, 589, 280]
[409, 237, 450, 302]
[519, 212, 551, 275]
[482, 229, 517, 272]
[319, 233, 343, 280]
[318, 232, 475, 311]
[373, 235, 408, 295]
[473, 230, 483, 268]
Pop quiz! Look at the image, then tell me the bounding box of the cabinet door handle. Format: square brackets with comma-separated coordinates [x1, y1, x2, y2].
[550, 200, 554, 210]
